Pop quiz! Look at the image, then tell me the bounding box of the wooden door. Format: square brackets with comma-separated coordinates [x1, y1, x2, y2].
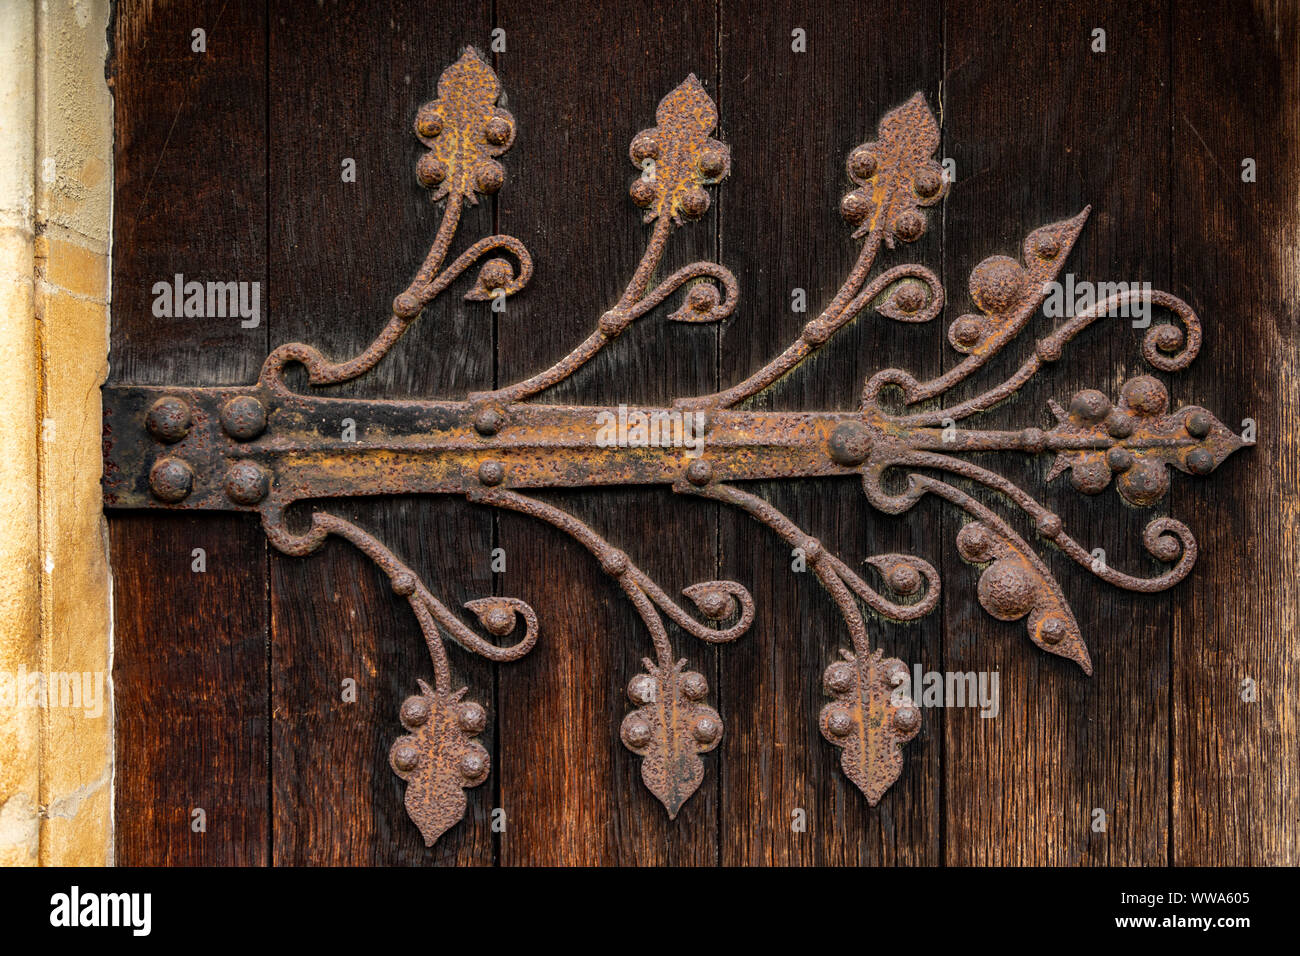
[106, 0, 1297, 866]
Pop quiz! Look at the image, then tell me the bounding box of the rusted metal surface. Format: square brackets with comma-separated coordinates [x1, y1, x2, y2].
[102, 48, 1250, 845]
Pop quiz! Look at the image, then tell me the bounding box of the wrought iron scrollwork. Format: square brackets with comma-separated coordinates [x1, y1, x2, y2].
[102, 48, 1249, 845]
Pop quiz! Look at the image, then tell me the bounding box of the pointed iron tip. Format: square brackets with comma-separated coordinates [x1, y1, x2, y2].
[675, 73, 705, 93]
[1045, 456, 1069, 482]
[901, 91, 934, 116]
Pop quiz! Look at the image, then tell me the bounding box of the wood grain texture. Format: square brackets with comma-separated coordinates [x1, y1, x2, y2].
[715, 0, 944, 865]
[941, 0, 1173, 865]
[266, 1, 496, 865]
[1169, 0, 1299, 866]
[492, 0, 722, 866]
[109, 0, 270, 386]
[110, 514, 269, 865]
[109, 0, 269, 866]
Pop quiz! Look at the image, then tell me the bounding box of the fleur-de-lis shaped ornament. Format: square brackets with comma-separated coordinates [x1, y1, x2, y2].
[628, 74, 731, 225]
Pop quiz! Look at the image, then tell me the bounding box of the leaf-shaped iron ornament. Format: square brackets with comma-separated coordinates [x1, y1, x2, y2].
[621, 658, 723, 817]
[629, 74, 730, 225]
[390, 682, 490, 847]
[842, 92, 947, 244]
[820, 650, 921, 803]
[1044, 376, 1245, 505]
[413, 48, 514, 204]
[103, 48, 1252, 848]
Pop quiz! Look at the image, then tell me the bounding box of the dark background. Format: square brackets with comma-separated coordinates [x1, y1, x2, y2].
[106, 0, 1297, 865]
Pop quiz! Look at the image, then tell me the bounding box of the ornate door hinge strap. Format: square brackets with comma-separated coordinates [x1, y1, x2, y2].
[102, 48, 1250, 847]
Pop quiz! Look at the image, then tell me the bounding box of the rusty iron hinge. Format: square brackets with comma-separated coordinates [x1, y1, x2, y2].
[102, 49, 1249, 847]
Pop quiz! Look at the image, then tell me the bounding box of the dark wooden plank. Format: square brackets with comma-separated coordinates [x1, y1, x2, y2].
[941, 1, 1171, 864]
[493, 0, 721, 865]
[1169, 0, 1299, 865]
[110, 514, 269, 865]
[267, 1, 495, 865]
[109, 0, 269, 866]
[716, 0, 943, 865]
[110, 0, 269, 385]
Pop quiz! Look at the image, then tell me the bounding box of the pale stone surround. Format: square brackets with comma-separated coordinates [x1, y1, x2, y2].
[0, 0, 113, 866]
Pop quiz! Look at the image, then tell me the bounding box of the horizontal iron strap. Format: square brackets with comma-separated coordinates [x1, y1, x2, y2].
[102, 385, 883, 511]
